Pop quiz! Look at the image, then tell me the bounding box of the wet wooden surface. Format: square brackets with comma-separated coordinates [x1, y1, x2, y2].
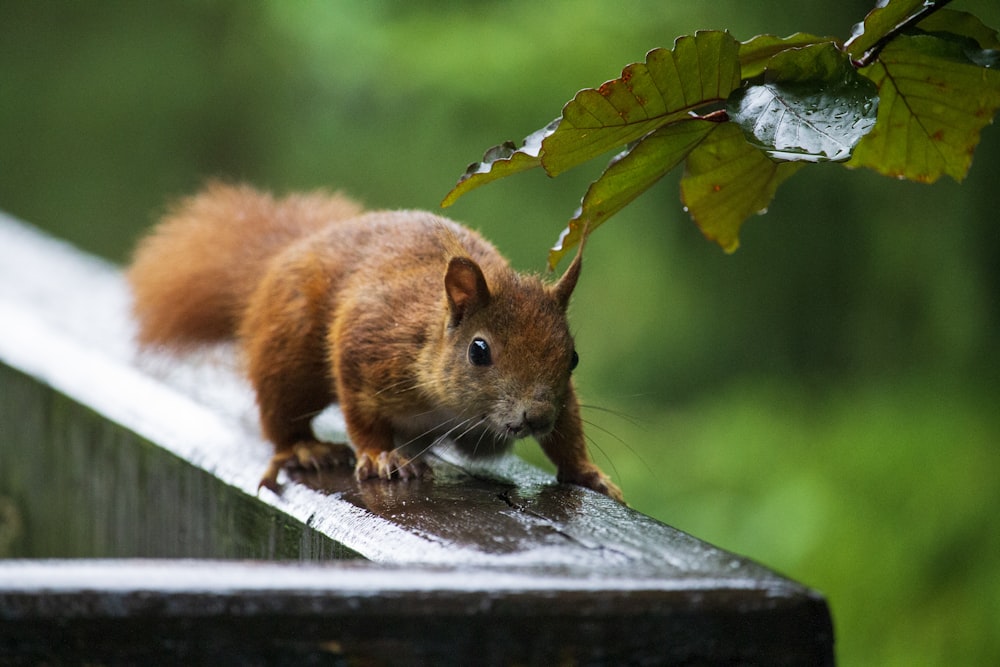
[0, 213, 835, 665]
[0, 559, 832, 666]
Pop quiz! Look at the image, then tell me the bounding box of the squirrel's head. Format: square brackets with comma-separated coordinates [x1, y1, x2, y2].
[434, 249, 582, 451]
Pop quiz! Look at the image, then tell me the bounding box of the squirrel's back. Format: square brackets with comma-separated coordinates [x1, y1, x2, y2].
[127, 182, 363, 348]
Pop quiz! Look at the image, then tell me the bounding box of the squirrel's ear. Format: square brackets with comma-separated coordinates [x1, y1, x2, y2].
[445, 257, 490, 326]
[552, 241, 584, 310]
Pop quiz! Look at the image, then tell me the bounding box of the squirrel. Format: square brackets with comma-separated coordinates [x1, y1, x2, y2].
[127, 182, 624, 503]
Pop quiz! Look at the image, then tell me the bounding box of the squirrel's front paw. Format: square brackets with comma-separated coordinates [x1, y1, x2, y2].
[355, 450, 430, 481]
[558, 465, 626, 504]
[289, 441, 355, 470]
[258, 441, 356, 494]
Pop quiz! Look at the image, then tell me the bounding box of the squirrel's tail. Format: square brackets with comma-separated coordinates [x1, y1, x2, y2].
[127, 181, 363, 349]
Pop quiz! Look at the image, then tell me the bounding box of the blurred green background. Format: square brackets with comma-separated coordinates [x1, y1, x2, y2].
[2, 1, 998, 664]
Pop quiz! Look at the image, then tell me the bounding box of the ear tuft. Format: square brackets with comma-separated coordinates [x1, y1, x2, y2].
[552, 240, 584, 310]
[445, 257, 490, 326]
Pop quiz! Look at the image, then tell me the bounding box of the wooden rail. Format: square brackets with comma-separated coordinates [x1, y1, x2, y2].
[0, 211, 834, 665]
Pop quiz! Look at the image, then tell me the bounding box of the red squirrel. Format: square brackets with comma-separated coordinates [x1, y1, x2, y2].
[127, 182, 623, 502]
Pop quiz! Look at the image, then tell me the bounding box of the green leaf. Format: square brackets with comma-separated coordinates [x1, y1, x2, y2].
[680, 122, 804, 252]
[844, 0, 938, 65]
[848, 32, 1000, 182]
[440, 119, 555, 207]
[443, 2, 1000, 259]
[549, 120, 716, 268]
[919, 8, 1000, 48]
[540, 31, 742, 177]
[916, 8, 1000, 67]
[727, 42, 879, 162]
[738, 33, 833, 80]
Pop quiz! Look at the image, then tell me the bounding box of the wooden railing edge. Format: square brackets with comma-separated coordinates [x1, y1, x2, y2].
[0, 211, 835, 665]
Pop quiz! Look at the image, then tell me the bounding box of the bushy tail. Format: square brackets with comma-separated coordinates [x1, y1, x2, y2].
[127, 181, 363, 349]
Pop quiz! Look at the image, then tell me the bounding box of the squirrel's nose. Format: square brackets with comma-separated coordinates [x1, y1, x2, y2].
[504, 395, 557, 437]
[523, 411, 554, 436]
[505, 412, 553, 437]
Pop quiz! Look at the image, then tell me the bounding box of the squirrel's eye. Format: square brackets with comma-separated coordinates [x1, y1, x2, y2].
[468, 338, 492, 366]
[570, 349, 579, 372]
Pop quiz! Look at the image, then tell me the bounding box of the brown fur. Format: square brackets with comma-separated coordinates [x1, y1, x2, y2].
[127, 183, 623, 502]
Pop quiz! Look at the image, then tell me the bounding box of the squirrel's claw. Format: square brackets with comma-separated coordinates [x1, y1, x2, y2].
[257, 453, 288, 495]
[258, 441, 356, 494]
[291, 441, 355, 470]
[355, 450, 430, 482]
[558, 465, 626, 504]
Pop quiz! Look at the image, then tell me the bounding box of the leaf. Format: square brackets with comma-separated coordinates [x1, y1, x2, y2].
[738, 33, 832, 80]
[916, 8, 1000, 67]
[847, 32, 1000, 182]
[443, 2, 1000, 259]
[440, 119, 556, 207]
[548, 120, 716, 268]
[540, 31, 742, 177]
[680, 122, 804, 252]
[844, 0, 937, 65]
[727, 42, 879, 162]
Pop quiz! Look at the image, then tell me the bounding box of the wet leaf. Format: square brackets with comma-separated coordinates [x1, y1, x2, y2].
[727, 42, 879, 162]
[549, 120, 716, 268]
[680, 122, 804, 252]
[738, 33, 832, 80]
[847, 31, 1000, 182]
[440, 120, 556, 207]
[844, 0, 930, 65]
[540, 31, 741, 177]
[443, 2, 1000, 259]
